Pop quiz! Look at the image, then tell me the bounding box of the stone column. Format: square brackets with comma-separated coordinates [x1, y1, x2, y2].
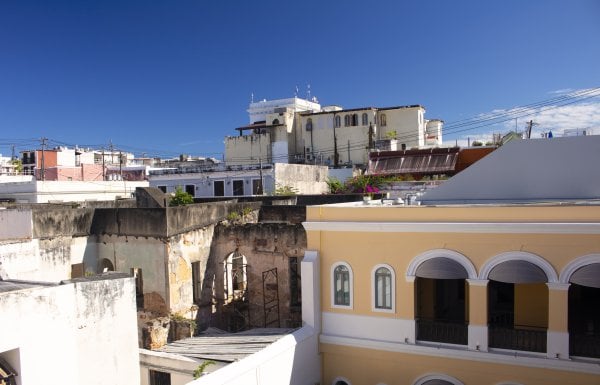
[467, 279, 489, 351]
[546, 282, 570, 359]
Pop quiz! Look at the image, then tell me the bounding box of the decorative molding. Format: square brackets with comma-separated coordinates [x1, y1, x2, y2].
[546, 282, 570, 291]
[407, 249, 478, 279]
[320, 333, 600, 375]
[478, 251, 559, 283]
[302, 221, 600, 234]
[559, 253, 600, 284]
[332, 376, 352, 385]
[414, 373, 465, 385]
[466, 279, 489, 287]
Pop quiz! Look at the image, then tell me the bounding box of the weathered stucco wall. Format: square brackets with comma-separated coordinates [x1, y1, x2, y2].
[273, 163, 329, 194]
[0, 275, 140, 385]
[0, 236, 95, 281]
[167, 225, 215, 315]
[96, 234, 169, 314]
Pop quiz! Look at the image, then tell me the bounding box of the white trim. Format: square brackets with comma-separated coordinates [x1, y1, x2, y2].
[468, 324, 488, 352]
[478, 251, 559, 283]
[302, 221, 600, 234]
[559, 253, 600, 284]
[407, 249, 477, 279]
[371, 264, 396, 313]
[414, 373, 464, 385]
[546, 282, 570, 291]
[322, 312, 414, 345]
[331, 262, 353, 309]
[332, 376, 351, 385]
[320, 333, 600, 375]
[466, 279, 489, 287]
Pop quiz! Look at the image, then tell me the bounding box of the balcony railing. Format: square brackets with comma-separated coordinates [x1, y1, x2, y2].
[489, 325, 546, 353]
[416, 318, 468, 345]
[570, 332, 600, 358]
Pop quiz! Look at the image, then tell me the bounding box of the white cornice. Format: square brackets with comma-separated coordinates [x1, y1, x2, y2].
[320, 334, 600, 375]
[303, 221, 600, 234]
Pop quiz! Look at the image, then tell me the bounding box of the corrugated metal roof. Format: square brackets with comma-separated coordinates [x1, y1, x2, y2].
[157, 328, 295, 363]
[369, 148, 459, 175]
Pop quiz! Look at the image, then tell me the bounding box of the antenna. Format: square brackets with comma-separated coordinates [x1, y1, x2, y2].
[251, 92, 254, 103]
[307, 84, 311, 100]
[294, 86, 299, 98]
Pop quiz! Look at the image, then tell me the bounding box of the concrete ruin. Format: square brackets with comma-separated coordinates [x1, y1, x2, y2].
[1, 188, 354, 351]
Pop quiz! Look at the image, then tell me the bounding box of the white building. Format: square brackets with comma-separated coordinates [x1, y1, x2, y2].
[225, 96, 443, 167]
[0, 177, 148, 203]
[148, 163, 329, 198]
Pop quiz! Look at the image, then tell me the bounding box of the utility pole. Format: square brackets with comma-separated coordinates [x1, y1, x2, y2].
[108, 140, 114, 165]
[101, 148, 105, 180]
[40, 137, 47, 181]
[526, 120, 538, 139]
[119, 151, 123, 180]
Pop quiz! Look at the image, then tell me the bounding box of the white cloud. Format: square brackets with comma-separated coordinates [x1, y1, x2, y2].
[447, 89, 600, 147]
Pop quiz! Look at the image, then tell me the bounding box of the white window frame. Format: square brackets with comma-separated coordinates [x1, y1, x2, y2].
[372, 264, 395, 313]
[331, 262, 353, 309]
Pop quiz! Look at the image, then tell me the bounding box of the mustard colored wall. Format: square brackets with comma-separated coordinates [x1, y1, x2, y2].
[315, 230, 599, 317]
[321, 343, 600, 385]
[468, 284, 487, 326]
[515, 283, 548, 328]
[548, 288, 569, 331]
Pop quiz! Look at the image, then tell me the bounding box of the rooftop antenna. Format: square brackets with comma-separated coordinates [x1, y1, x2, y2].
[294, 85, 299, 98]
[251, 92, 254, 103]
[307, 84, 311, 100]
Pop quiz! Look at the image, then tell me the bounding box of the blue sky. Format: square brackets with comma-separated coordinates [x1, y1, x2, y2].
[1, 0, 599, 158]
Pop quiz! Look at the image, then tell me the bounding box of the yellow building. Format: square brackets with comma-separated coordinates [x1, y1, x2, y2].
[302, 137, 600, 385]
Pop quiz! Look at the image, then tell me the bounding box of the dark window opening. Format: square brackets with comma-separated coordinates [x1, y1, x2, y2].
[213, 180, 225, 196]
[157, 185, 167, 193]
[289, 257, 301, 307]
[252, 179, 263, 195]
[131, 268, 144, 310]
[233, 180, 244, 196]
[192, 262, 201, 304]
[149, 370, 171, 385]
[185, 184, 195, 197]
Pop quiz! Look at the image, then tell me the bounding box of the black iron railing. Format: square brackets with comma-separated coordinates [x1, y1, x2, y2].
[489, 325, 546, 353]
[416, 318, 468, 345]
[570, 332, 600, 358]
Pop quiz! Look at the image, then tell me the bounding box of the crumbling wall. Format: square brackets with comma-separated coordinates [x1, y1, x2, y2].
[167, 225, 216, 315]
[201, 223, 306, 331]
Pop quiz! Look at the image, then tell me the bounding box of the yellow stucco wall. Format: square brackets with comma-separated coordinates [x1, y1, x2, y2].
[322, 343, 600, 385]
[308, 204, 600, 384]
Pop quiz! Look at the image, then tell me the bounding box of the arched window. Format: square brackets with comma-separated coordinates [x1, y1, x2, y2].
[344, 115, 350, 127]
[380, 113, 387, 126]
[373, 265, 394, 311]
[306, 118, 313, 131]
[334, 115, 341, 128]
[362, 113, 368, 126]
[351, 114, 358, 126]
[332, 262, 352, 307]
[272, 118, 280, 125]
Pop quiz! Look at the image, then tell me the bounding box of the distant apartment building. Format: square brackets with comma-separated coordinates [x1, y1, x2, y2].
[19, 146, 145, 181]
[224, 96, 444, 167]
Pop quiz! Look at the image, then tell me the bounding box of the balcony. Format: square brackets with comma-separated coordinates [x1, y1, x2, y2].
[489, 325, 546, 353]
[416, 318, 468, 345]
[570, 332, 600, 358]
